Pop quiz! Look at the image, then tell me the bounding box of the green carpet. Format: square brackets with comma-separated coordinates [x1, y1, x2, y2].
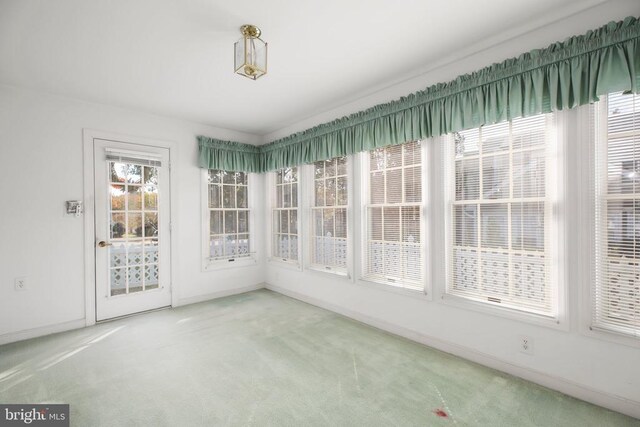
[0, 290, 637, 426]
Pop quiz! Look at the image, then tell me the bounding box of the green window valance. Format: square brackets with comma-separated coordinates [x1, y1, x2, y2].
[197, 137, 262, 173]
[199, 16, 640, 173]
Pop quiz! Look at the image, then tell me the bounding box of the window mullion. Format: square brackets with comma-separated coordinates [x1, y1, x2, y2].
[477, 127, 484, 296]
[508, 120, 514, 300]
[449, 114, 556, 315]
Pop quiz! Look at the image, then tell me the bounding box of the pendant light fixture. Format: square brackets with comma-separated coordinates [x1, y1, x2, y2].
[234, 25, 267, 80]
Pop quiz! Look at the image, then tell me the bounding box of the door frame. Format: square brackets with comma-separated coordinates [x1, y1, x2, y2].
[83, 129, 179, 326]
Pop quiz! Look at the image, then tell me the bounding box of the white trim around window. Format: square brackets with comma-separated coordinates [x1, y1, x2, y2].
[201, 169, 257, 271]
[359, 141, 429, 293]
[267, 167, 302, 269]
[304, 156, 353, 278]
[439, 112, 568, 329]
[572, 99, 640, 348]
[586, 92, 640, 344]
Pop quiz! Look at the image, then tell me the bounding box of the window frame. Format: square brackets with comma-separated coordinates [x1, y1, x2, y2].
[268, 167, 302, 269]
[359, 141, 428, 293]
[440, 113, 567, 327]
[587, 93, 640, 343]
[201, 169, 257, 271]
[305, 157, 353, 277]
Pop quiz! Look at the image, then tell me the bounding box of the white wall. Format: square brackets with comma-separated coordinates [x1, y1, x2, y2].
[0, 84, 265, 341]
[264, 0, 640, 143]
[265, 132, 640, 417]
[0, 0, 638, 417]
[264, 0, 640, 419]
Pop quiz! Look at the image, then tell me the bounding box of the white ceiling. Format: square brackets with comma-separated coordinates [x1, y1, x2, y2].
[0, 0, 606, 137]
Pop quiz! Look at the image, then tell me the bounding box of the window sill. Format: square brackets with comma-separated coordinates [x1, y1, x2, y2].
[357, 277, 430, 300]
[203, 256, 257, 272]
[581, 324, 640, 349]
[268, 257, 302, 271]
[440, 293, 566, 331]
[307, 265, 350, 279]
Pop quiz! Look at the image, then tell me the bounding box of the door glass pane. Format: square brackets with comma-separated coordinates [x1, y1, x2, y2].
[111, 185, 125, 210]
[108, 161, 161, 296]
[144, 240, 159, 264]
[126, 165, 142, 184]
[143, 166, 158, 185]
[111, 213, 126, 239]
[144, 186, 158, 210]
[144, 264, 159, 289]
[128, 213, 143, 238]
[110, 163, 127, 183]
[127, 242, 143, 265]
[128, 266, 143, 293]
[127, 186, 142, 210]
[111, 268, 126, 295]
[144, 212, 158, 238]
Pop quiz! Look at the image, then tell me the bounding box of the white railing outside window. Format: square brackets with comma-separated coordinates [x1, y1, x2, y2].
[272, 167, 299, 263]
[363, 141, 425, 291]
[594, 92, 640, 337]
[445, 114, 556, 316]
[310, 157, 348, 273]
[207, 170, 251, 262]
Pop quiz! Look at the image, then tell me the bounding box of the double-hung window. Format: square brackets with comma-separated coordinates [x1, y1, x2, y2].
[206, 170, 251, 265]
[272, 167, 299, 263]
[446, 114, 556, 316]
[310, 156, 349, 273]
[363, 141, 425, 291]
[594, 92, 640, 337]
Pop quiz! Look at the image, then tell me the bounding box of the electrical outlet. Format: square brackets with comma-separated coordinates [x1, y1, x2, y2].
[15, 277, 27, 291]
[519, 335, 534, 355]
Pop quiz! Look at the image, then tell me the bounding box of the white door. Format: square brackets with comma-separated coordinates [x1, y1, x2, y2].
[94, 139, 172, 321]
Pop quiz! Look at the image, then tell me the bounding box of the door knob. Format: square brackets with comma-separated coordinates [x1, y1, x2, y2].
[98, 241, 112, 248]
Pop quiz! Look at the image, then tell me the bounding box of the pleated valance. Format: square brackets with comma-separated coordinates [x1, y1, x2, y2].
[197, 136, 262, 173]
[199, 16, 640, 173]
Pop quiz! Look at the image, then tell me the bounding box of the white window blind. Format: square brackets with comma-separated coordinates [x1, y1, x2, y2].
[207, 170, 250, 261]
[594, 91, 640, 337]
[105, 148, 162, 167]
[311, 157, 348, 272]
[363, 141, 424, 290]
[273, 167, 299, 262]
[446, 114, 555, 316]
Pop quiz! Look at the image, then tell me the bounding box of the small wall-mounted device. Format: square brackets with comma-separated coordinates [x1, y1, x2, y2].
[66, 200, 83, 217]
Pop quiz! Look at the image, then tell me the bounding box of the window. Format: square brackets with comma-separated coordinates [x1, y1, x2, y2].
[594, 92, 640, 337]
[363, 141, 424, 290]
[108, 160, 160, 295]
[310, 156, 348, 273]
[446, 114, 556, 316]
[272, 167, 299, 262]
[206, 170, 250, 263]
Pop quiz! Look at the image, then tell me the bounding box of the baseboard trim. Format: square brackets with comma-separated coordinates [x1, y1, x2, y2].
[265, 283, 640, 420]
[0, 284, 266, 346]
[0, 319, 87, 346]
[175, 282, 265, 307]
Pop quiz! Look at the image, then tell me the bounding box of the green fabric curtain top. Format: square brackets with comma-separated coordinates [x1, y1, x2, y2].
[198, 136, 262, 173]
[199, 16, 640, 173]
